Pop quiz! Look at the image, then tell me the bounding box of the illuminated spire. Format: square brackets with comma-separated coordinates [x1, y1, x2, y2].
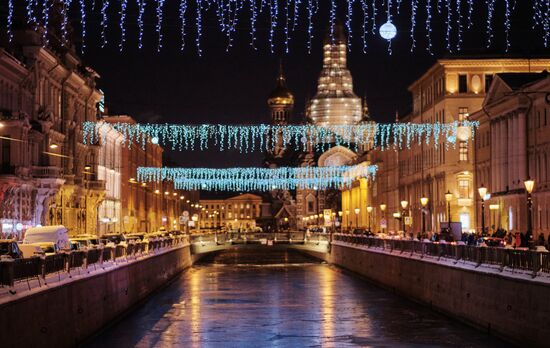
[308, 20, 362, 126]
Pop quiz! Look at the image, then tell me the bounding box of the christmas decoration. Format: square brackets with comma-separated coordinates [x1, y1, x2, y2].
[4, 0, 547, 54]
[137, 165, 378, 191]
[83, 121, 478, 153]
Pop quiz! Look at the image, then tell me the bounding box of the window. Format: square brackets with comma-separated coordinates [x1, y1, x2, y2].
[485, 74, 494, 92]
[458, 107, 469, 121]
[459, 213, 470, 230]
[458, 179, 470, 198]
[459, 142, 468, 161]
[307, 200, 314, 214]
[458, 74, 468, 93]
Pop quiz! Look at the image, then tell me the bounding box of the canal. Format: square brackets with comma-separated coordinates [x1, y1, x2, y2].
[87, 248, 512, 347]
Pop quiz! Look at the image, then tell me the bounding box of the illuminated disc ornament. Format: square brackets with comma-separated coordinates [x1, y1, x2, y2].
[151, 137, 159, 144]
[379, 21, 397, 40]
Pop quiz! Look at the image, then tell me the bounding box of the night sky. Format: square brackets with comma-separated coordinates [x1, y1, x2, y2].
[80, 1, 546, 167]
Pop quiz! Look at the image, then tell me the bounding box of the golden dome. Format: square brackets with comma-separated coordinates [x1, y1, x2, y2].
[268, 62, 294, 106]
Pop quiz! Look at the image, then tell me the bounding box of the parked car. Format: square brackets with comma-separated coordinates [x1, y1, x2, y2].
[307, 227, 327, 234]
[18, 244, 45, 258]
[0, 239, 23, 259]
[125, 233, 147, 243]
[70, 234, 100, 249]
[23, 225, 70, 251]
[100, 234, 126, 246]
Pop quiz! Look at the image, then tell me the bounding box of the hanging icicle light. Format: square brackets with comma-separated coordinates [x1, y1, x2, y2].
[83, 121, 479, 153]
[4, 0, 544, 53]
[137, 165, 379, 191]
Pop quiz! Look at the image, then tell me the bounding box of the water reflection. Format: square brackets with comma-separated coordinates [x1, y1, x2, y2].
[88, 249, 511, 348]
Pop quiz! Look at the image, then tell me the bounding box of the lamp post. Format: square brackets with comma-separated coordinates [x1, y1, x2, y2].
[366, 206, 373, 232]
[354, 208, 360, 228]
[380, 204, 387, 234]
[420, 197, 429, 238]
[478, 185, 488, 236]
[345, 210, 350, 231]
[400, 200, 408, 235]
[444, 190, 453, 224]
[338, 211, 343, 232]
[524, 178, 535, 242]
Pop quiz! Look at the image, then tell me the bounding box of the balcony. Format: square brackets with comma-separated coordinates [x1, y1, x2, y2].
[30, 166, 63, 179]
[85, 180, 106, 191]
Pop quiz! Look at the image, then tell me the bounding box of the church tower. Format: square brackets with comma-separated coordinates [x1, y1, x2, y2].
[267, 61, 294, 125]
[307, 21, 362, 126]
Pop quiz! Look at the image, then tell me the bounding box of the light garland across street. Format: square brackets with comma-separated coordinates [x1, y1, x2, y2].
[137, 165, 378, 191]
[83, 121, 478, 153]
[5, 0, 547, 53]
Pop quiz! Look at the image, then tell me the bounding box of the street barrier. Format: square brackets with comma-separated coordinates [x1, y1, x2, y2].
[333, 234, 550, 279]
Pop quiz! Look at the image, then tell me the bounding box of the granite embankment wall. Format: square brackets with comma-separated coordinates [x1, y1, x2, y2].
[0, 245, 194, 348]
[303, 243, 550, 347]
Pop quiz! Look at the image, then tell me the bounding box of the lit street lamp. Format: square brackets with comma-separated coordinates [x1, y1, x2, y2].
[354, 208, 360, 228]
[366, 206, 373, 231]
[420, 197, 429, 238]
[346, 210, 350, 231]
[524, 178, 535, 242]
[380, 204, 387, 234]
[400, 200, 408, 235]
[478, 185, 488, 236]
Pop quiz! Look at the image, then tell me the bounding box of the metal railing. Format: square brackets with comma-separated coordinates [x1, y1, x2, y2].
[333, 234, 550, 278]
[0, 235, 190, 295]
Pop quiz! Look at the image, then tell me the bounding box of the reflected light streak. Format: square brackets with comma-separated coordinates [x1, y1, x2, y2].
[190, 270, 202, 348]
[319, 266, 335, 342]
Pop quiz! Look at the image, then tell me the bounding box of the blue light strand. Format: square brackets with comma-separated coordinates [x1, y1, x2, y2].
[26, 0, 37, 26]
[100, 0, 109, 47]
[119, 0, 127, 51]
[307, 0, 313, 53]
[486, 0, 495, 48]
[445, 0, 452, 52]
[269, 0, 278, 53]
[284, 0, 290, 53]
[60, 0, 72, 45]
[249, 0, 258, 49]
[360, 0, 368, 53]
[137, 0, 146, 49]
[329, 0, 336, 44]
[504, 0, 511, 52]
[137, 165, 379, 191]
[425, 0, 433, 54]
[7, 0, 14, 42]
[1, 0, 545, 52]
[83, 121, 479, 153]
[410, 0, 417, 51]
[345, 0, 354, 50]
[79, 0, 87, 52]
[455, 0, 462, 51]
[466, 0, 473, 29]
[41, 0, 51, 45]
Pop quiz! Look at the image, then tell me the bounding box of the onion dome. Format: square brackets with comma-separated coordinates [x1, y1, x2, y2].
[268, 61, 294, 106]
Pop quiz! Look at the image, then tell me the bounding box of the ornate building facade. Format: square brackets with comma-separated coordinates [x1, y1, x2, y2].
[199, 193, 265, 230]
[0, 28, 103, 237]
[472, 71, 550, 240]
[367, 58, 550, 237]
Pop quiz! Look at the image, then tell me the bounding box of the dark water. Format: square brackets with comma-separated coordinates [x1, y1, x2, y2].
[87, 248, 512, 347]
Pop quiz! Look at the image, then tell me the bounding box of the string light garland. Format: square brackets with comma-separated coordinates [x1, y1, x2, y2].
[137, 165, 379, 191]
[83, 121, 479, 153]
[5, 0, 549, 53]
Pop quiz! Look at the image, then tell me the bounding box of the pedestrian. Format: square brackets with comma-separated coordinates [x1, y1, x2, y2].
[514, 232, 521, 248]
[538, 233, 545, 246]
